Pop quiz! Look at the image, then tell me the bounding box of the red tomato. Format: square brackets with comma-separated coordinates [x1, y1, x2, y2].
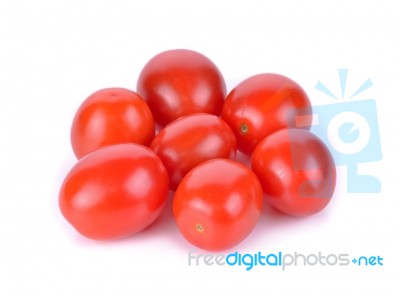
[71, 88, 155, 159]
[173, 159, 263, 251]
[136, 49, 226, 126]
[150, 114, 237, 190]
[251, 129, 336, 217]
[59, 144, 169, 240]
[221, 73, 312, 155]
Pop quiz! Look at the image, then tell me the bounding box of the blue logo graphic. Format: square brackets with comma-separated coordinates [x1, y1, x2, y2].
[297, 69, 382, 193]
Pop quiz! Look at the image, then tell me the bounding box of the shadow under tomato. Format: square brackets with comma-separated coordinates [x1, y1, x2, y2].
[239, 195, 335, 252]
[119, 190, 190, 250]
[141, 191, 176, 233]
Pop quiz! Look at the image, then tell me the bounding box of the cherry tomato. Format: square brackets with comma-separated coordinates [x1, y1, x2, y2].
[71, 88, 155, 159]
[136, 49, 226, 126]
[221, 73, 312, 155]
[173, 159, 263, 251]
[251, 129, 336, 217]
[150, 114, 237, 190]
[59, 143, 169, 240]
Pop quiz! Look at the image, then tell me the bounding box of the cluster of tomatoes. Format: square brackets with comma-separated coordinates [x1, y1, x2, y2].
[59, 49, 336, 251]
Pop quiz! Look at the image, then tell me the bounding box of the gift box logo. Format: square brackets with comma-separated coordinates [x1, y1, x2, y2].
[297, 69, 382, 193]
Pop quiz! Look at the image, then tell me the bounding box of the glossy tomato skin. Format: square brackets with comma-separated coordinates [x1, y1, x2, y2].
[173, 159, 263, 251]
[71, 88, 155, 159]
[59, 144, 169, 240]
[251, 129, 336, 217]
[150, 114, 237, 190]
[221, 73, 312, 155]
[136, 49, 226, 126]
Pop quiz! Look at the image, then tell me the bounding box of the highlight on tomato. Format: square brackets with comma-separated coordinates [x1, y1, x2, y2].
[137, 49, 226, 126]
[173, 158, 263, 251]
[71, 88, 155, 159]
[221, 73, 312, 155]
[150, 113, 237, 190]
[59, 143, 169, 240]
[251, 128, 336, 217]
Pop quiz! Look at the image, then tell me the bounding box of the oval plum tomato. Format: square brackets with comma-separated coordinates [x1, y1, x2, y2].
[150, 114, 237, 190]
[173, 159, 263, 251]
[221, 73, 312, 155]
[59, 143, 169, 240]
[71, 88, 155, 159]
[136, 49, 226, 126]
[251, 129, 336, 217]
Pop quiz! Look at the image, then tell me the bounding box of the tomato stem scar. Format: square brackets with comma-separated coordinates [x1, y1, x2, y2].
[195, 223, 204, 233]
[240, 123, 248, 134]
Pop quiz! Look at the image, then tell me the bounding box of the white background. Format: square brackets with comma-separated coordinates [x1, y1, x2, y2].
[1, 0, 399, 295]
